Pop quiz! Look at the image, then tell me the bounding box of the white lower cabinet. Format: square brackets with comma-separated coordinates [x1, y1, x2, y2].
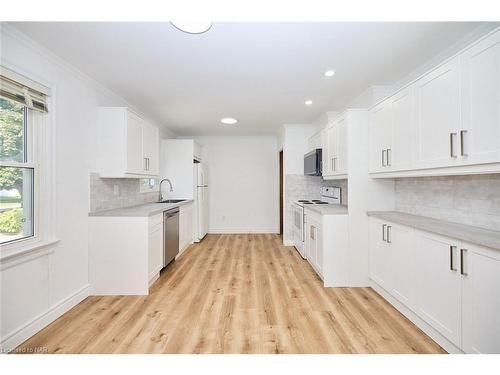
[369, 216, 500, 353]
[369, 219, 415, 309]
[148, 214, 164, 282]
[179, 202, 194, 254]
[462, 244, 500, 353]
[304, 208, 349, 286]
[414, 232, 462, 347]
[90, 213, 164, 295]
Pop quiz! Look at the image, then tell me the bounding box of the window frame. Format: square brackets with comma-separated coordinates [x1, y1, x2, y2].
[0, 71, 57, 261]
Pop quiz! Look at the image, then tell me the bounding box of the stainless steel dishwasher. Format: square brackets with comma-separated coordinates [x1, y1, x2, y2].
[163, 207, 179, 267]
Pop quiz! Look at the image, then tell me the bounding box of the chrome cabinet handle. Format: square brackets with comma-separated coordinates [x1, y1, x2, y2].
[382, 149, 387, 167]
[460, 248, 468, 276]
[386, 225, 392, 243]
[333, 157, 337, 171]
[449, 245, 457, 271]
[386, 149, 391, 167]
[450, 133, 457, 158]
[331, 158, 334, 171]
[310, 226, 315, 240]
[460, 130, 468, 157]
[144, 157, 148, 170]
[382, 224, 387, 242]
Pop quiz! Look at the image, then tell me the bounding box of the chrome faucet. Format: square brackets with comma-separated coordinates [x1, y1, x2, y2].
[158, 178, 173, 202]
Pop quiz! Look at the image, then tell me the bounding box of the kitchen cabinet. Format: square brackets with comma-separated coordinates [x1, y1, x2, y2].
[369, 218, 415, 308]
[368, 215, 500, 353]
[414, 231, 462, 347]
[90, 213, 164, 295]
[415, 57, 462, 170]
[323, 115, 347, 178]
[179, 202, 194, 254]
[368, 28, 500, 177]
[308, 131, 323, 152]
[461, 30, 500, 166]
[305, 212, 323, 277]
[369, 101, 392, 173]
[97, 107, 160, 178]
[304, 207, 349, 286]
[142, 121, 160, 175]
[462, 244, 500, 353]
[148, 214, 164, 282]
[391, 87, 415, 171]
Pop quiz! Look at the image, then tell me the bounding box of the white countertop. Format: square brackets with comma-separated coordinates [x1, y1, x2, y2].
[89, 200, 193, 217]
[304, 204, 348, 215]
[367, 211, 500, 251]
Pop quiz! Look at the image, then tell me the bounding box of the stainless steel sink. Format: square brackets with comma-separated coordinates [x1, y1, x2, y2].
[158, 199, 186, 204]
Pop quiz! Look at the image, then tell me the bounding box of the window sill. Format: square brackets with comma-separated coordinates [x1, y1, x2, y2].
[0, 238, 60, 267]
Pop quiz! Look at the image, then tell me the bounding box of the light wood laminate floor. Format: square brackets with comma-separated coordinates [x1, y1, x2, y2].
[17, 234, 444, 354]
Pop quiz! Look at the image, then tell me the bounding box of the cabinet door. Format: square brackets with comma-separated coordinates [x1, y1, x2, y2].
[389, 223, 415, 309]
[148, 225, 163, 281]
[309, 217, 323, 276]
[125, 111, 144, 175]
[390, 87, 414, 171]
[414, 232, 461, 346]
[323, 125, 336, 176]
[142, 122, 159, 175]
[306, 221, 316, 267]
[369, 101, 392, 173]
[335, 117, 348, 174]
[462, 30, 500, 166]
[462, 244, 500, 353]
[369, 219, 391, 289]
[415, 58, 462, 169]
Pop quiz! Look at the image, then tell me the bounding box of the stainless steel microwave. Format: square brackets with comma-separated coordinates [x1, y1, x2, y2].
[304, 148, 322, 176]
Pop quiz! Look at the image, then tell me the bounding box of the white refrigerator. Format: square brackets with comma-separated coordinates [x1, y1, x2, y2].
[194, 162, 209, 242]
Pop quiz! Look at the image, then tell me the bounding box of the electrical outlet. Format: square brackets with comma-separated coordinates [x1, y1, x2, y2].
[113, 185, 119, 196]
[221, 215, 226, 222]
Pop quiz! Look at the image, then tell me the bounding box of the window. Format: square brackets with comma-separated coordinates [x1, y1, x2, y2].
[140, 178, 159, 193]
[0, 98, 34, 244]
[1, 66, 50, 250]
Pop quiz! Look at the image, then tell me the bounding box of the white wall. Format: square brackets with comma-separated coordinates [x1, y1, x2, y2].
[191, 136, 279, 234]
[0, 25, 170, 350]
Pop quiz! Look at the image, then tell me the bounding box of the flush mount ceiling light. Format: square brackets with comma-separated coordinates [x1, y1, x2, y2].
[220, 117, 238, 125]
[170, 21, 213, 34]
[324, 70, 335, 77]
[305, 100, 313, 106]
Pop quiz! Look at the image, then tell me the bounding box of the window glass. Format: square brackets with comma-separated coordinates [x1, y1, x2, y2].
[0, 167, 34, 244]
[0, 98, 26, 163]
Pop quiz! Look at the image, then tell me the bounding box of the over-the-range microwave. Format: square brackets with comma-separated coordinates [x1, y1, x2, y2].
[304, 148, 322, 176]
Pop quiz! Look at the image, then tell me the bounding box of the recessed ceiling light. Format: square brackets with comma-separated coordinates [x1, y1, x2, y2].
[324, 70, 335, 77]
[305, 100, 313, 106]
[221, 117, 238, 125]
[170, 21, 213, 34]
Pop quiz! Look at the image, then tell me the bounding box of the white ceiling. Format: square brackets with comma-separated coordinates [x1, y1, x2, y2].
[12, 22, 484, 135]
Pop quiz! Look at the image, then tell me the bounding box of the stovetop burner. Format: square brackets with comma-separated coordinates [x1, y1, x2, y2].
[298, 200, 310, 202]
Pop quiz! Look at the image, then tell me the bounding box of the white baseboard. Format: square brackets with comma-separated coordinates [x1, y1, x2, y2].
[1, 284, 90, 352]
[208, 228, 279, 234]
[370, 280, 463, 354]
[283, 240, 295, 246]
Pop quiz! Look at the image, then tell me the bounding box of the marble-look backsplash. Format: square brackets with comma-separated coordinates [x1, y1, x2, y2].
[284, 174, 348, 242]
[89, 173, 158, 212]
[395, 174, 500, 231]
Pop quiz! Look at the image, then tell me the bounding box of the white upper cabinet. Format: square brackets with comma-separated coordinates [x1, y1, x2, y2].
[462, 244, 500, 354]
[308, 131, 323, 152]
[415, 57, 462, 169]
[323, 115, 347, 178]
[391, 87, 415, 171]
[369, 101, 392, 173]
[461, 30, 500, 166]
[142, 121, 160, 175]
[97, 107, 160, 178]
[369, 27, 500, 177]
[125, 111, 145, 175]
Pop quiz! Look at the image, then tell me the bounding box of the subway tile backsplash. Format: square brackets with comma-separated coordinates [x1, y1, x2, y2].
[89, 173, 158, 212]
[395, 174, 500, 231]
